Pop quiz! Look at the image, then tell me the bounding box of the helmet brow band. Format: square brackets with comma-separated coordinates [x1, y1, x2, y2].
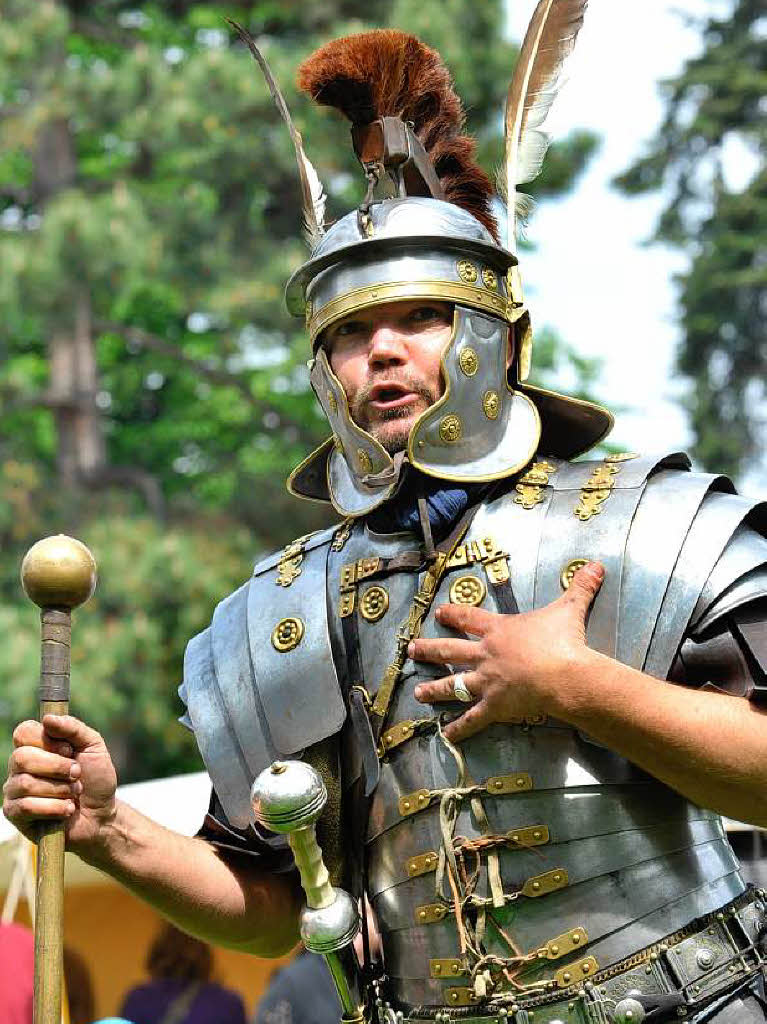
[309, 279, 524, 344]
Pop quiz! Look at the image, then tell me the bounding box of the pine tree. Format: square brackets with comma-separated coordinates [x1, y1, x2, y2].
[615, 0, 766, 479]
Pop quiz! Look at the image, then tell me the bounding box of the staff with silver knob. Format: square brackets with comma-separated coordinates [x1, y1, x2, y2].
[20, 535, 97, 1024]
[251, 760, 365, 1024]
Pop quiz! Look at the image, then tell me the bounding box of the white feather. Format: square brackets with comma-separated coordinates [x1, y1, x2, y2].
[504, 0, 588, 247]
[301, 150, 327, 249]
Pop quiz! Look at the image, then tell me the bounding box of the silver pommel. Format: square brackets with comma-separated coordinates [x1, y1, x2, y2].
[252, 761, 364, 1023]
[252, 760, 328, 833]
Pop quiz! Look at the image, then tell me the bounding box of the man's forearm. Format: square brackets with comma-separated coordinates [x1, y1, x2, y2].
[557, 648, 767, 827]
[78, 798, 302, 956]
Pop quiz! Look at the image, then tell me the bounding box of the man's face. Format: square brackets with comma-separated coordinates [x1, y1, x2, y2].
[324, 299, 454, 454]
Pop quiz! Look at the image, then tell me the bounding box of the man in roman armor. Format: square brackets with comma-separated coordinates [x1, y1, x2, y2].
[5, 9, 767, 1023]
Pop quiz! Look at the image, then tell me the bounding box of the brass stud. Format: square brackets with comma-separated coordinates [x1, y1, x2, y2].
[434, 965, 442, 974]
[562, 973, 571, 983]
[457, 259, 478, 284]
[403, 801, 411, 811]
[439, 414, 463, 444]
[551, 945, 560, 955]
[449, 574, 486, 607]
[458, 347, 479, 377]
[511, 834, 519, 842]
[481, 267, 498, 290]
[532, 881, 541, 891]
[271, 616, 305, 653]
[553, 874, 562, 883]
[516, 777, 526, 787]
[533, 831, 542, 840]
[483, 389, 500, 420]
[360, 585, 389, 623]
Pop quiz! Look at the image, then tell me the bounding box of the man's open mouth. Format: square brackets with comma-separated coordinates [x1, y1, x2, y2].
[368, 383, 419, 409]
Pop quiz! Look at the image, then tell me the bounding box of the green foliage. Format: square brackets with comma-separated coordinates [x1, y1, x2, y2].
[0, 0, 603, 784]
[0, 462, 261, 781]
[615, 0, 766, 478]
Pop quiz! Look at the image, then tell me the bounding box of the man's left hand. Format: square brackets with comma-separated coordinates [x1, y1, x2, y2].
[410, 561, 604, 742]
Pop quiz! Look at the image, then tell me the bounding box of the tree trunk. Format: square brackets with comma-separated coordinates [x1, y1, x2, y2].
[35, 113, 107, 487]
[48, 291, 107, 487]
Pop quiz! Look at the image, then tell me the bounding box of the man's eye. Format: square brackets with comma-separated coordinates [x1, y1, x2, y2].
[334, 320, 366, 338]
[408, 306, 449, 324]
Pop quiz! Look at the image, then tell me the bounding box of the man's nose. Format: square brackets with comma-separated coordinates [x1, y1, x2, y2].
[368, 323, 407, 365]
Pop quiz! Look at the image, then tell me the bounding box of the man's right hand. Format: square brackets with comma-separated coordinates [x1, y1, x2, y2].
[3, 715, 118, 854]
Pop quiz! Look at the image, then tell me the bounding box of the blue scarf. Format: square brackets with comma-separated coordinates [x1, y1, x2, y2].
[369, 473, 485, 538]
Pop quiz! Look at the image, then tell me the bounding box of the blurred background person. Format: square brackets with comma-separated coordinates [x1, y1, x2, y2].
[64, 945, 96, 1024]
[254, 946, 341, 1024]
[119, 922, 246, 1024]
[0, 921, 34, 1024]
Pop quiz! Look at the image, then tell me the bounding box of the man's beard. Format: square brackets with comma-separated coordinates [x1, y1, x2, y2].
[349, 373, 439, 455]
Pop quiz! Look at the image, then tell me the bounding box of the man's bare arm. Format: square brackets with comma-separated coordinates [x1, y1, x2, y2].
[2, 715, 301, 956]
[410, 563, 767, 828]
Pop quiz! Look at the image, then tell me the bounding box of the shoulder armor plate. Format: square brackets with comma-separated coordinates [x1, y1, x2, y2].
[691, 518, 767, 636]
[181, 532, 346, 828]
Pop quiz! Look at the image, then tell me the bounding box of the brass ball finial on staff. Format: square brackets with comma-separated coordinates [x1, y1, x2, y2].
[21, 535, 97, 1024]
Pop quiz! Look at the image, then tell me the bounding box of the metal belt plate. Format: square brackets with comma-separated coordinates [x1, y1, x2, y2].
[444, 987, 479, 1007]
[486, 772, 533, 794]
[429, 958, 466, 979]
[399, 789, 432, 817]
[406, 851, 438, 878]
[554, 956, 599, 988]
[380, 719, 428, 755]
[414, 903, 450, 925]
[521, 868, 569, 897]
[542, 927, 588, 960]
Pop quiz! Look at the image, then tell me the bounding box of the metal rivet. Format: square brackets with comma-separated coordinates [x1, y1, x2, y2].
[495, 780, 503, 789]
[696, 948, 715, 970]
[553, 874, 562, 883]
[434, 965, 441, 974]
[511, 834, 519, 842]
[419, 910, 426, 919]
[572, 932, 581, 943]
[562, 972, 571, 983]
[532, 881, 541, 891]
[533, 830, 542, 839]
[418, 794, 426, 804]
[403, 801, 410, 810]
[516, 777, 526, 787]
[551, 944, 560, 955]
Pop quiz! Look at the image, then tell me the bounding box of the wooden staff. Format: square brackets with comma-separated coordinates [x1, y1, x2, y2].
[21, 535, 97, 1024]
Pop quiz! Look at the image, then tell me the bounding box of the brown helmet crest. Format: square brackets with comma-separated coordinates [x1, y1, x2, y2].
[297, 30, 499, 240]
